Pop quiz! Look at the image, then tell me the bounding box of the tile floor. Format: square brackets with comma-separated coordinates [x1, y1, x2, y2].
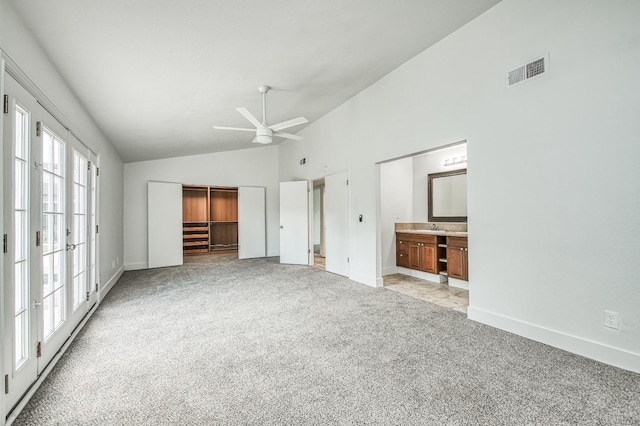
[383, 274, 469, 313]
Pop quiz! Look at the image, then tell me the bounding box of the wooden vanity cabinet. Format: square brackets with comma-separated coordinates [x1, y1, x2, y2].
[447, 236, 468, 281]
[396, 233, 439, 274]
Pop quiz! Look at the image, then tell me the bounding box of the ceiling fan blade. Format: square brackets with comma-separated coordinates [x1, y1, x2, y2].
[236, 107, 262, 128]
[274, 131, 303, 141]
[269, 116, 308, 132]
[213, 126, 256, 132]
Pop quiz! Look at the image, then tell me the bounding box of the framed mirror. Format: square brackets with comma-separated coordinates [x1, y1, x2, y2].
[428, 169, 467, 222]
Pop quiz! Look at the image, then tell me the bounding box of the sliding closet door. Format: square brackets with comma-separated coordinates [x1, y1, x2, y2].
[148, 181, 183, 268]
[238, 187, 266, 259]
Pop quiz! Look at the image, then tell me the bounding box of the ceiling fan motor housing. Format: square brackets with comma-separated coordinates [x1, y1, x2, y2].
[255, 127, 273, 144]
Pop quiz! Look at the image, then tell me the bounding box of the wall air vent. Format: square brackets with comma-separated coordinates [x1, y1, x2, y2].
[507, 53, 549, 87]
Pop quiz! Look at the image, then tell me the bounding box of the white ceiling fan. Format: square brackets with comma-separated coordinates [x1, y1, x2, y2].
[213, 86, 308, 144]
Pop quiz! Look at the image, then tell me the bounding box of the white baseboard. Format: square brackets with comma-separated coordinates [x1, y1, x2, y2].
[349, 271, 379, 288]
[468, 306, 640, 374]
[267, 250, 279, 257]
[124, 262, 147, 271]
[382, 265, 399, 276]
[100, 266, 124, 301]
[448, 277, 469, 290]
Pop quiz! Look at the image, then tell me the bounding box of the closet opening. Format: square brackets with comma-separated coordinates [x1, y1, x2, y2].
[182, 185, 239, 258]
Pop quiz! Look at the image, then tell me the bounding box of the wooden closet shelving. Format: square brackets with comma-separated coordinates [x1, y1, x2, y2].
[209, 187, 238, 252]
[182, 185, 238, 255]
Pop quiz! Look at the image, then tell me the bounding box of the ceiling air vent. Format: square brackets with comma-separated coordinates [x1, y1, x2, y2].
[507, 53, 549, 87]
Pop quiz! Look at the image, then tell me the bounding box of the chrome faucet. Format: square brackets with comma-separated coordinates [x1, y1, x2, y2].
[431, 223, 439, 231]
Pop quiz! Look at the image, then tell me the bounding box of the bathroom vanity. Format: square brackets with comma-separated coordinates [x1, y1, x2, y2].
[395, 226, 468, 287]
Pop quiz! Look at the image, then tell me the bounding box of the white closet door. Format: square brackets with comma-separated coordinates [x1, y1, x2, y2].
[148, 182, 183, 268]
[238, 187, 266, 259]
[279, 181, 310, 265]
[325, 171, 350, 277]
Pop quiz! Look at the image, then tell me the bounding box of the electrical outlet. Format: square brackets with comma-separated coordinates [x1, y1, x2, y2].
[604, 310, 619, 329]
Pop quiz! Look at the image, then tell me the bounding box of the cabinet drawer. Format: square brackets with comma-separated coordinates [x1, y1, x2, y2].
[396, 232, 437, 245]
[447, 236, 468, 249]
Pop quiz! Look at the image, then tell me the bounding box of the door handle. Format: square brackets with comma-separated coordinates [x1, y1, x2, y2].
[280, 225, 284, 229]
[66, 243, 77, 251]
[33, 301, 42, 308]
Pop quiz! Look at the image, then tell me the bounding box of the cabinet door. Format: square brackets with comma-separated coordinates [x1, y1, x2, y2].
[420, 244, 437, 273]
[447, 246, 465, 280]
[408, 243, 421, 270]
[462, 250, 469, 281]
[396, 240, 409, 268]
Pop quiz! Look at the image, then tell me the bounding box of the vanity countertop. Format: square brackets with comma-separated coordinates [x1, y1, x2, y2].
[396, 229, 468, 237]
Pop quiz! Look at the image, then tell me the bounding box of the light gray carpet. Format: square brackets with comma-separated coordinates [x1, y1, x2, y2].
[13, 254, 640, 425]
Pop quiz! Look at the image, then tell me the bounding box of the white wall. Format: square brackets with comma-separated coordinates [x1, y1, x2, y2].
[379, 158, 413, 275]
[279, 0, 640, 372]
[123, 146, 280, 270]
[0, 0, 124, 304]
[412, 143, 467, 222]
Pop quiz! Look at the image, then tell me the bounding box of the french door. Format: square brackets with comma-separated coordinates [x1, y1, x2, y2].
[2, 73, 97, 413]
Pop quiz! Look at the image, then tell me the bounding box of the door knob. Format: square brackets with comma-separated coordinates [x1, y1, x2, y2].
[67, 243, 77, 251]
[33, 301, 42, 308]
[280, 225, 284, 229]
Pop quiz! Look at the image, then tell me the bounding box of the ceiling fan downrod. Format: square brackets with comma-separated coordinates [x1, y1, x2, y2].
[258, 85, 270, 126]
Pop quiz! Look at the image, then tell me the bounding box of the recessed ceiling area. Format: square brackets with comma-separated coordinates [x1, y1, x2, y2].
[9, 0, 502, 162]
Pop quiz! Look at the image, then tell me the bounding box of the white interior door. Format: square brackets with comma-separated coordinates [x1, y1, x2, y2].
[279, 181, 310, 265]
[238, 187, 266, 259]
[325, 171, 350, 277]
[148, 181, 183, 268]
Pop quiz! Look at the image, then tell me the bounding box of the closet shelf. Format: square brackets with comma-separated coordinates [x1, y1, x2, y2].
[183, 241, 209, 247]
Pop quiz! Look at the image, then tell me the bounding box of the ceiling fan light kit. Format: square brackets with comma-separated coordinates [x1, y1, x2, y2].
[213, 85, 308, 145]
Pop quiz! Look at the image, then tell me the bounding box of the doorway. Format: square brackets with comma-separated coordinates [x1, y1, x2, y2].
[312, 179, 325, 270]
[377, 142, 468, 311]
[279, 171, 350, 277]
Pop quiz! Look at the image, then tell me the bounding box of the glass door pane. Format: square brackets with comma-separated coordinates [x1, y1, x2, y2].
[41, 128, 66, 340]
[71, 150, 88, 310]
[88, 159, 97, 303]
[13, 105, 30, 368]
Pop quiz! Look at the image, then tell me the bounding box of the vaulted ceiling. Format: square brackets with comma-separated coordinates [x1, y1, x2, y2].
[10, 0, 501, 162]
